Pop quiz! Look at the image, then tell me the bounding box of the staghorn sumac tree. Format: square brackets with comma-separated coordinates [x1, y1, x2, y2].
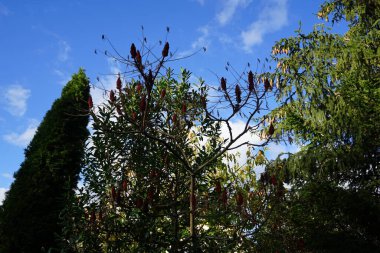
[63, 36, 285, 252]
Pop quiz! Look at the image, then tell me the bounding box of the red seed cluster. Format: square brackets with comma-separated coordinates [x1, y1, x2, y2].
[122, 180, 128, 191]
[130, 43, 137, 59]
[136, 82, 143, 94]
[235, 85, 241, 104]
[88, 96, 93, 109]
[109, 90, 116, 103]
[268, 123, 275, 135]
[215, 181, 221, 194]
[162, 42, 169, 58]
[136, 50, 142, 64]
[248, 71, 254, 92]
[172, 113, 177, 124]
[181, 102, 187, 114]
[160, 88, 166, 99]
[116, 77, 122, 90]
[236, 192, 244, 206]
[221, 77, 227, 91]
[140, 96, 146, 112]
[264, 78, 270, 91]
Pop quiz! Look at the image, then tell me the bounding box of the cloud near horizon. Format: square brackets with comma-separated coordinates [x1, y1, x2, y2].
[241, 0, 288, 52]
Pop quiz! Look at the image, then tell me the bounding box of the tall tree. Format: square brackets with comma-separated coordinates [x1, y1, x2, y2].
[0, 69, 90, 253]
[258, 0, 380, 251]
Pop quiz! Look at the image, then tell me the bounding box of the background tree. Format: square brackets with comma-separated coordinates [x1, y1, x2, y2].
[62, 36, 283, 252]
[258, 0, 380, 251]
[0, 69, 90, 253]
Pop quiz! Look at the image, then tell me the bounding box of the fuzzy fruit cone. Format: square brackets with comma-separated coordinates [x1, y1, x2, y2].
[116, 77, 122, 90]
[135, 50, 142, 64]
[136, 82, 143, 94]
[236, 192, 244, 206]
[181, 102, 187, 114]
[162, 42, 169, 58]
[270, 175, 277, 186]
[131, 111, 137, 121]
[215, 181, 221, 194]
[268, 123, 275, 135]
[88, 96, 93, 109]
[139, 96, 146, 112]
[160, 88, 166, 99]
[221, 77, 227, 91]
[122, 180, 128, 191]
[172, 113, 177, 124]
[130, 43, 137, 59]
[264, 78, 270, 91]
[248, 71, 254, 92]
[235, 85, 242, 104]
[109, 90, 116, 103]
[135, 197, 143, 209]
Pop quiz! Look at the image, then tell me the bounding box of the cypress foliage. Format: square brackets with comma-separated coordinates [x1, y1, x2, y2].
[0, 69, 90, 253]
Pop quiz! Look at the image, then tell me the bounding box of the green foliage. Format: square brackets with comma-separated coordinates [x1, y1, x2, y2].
[260, 0, 380, 251]
[61, 41, 282, 252]
[0, 70, 90, 253]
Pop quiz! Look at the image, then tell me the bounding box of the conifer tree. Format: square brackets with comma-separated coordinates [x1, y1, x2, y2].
[257, 1, 380, 251]
[0, 69, 90, 253]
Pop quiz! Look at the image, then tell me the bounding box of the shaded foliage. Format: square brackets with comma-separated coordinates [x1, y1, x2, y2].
[0, 69, 90, 253]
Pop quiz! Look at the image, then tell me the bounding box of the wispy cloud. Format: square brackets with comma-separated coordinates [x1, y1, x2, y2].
[58, 40, 71, 62]
[53, 69, 71, 86]
[0, 3, 10, 16]
[216, 0, 251, 26]
[3, 119, 39, 148]
[241, 0, 288, 52]
[177, 26, 210, 57]
[1, 173, 13, 179]
[192, 26, 211, 49]
[194, 0, 205, 6]
[0, 188, 8, 205]
[2, 85, 31, 117]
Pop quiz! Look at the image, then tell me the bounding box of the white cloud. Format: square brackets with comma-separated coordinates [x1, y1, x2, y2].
[2, 85, 31, 117]
[241, 0, 288, 52]
[192, 26, 211, 49]
[221, 119, 263, 166]
[267, 142, 299, 160]
[3, 119, 39, 148]
[91, 59, 122, 107]
[1, 173, 13, 179]
[58, 40, 71, 62]
[0, 3, 10, 16]
[177, 26, 211, 58]
[216, 0, 251, 26]
[0, 188, 7, 205]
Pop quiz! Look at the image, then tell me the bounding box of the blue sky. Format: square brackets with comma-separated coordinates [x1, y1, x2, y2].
[0, 0, 347, 203]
